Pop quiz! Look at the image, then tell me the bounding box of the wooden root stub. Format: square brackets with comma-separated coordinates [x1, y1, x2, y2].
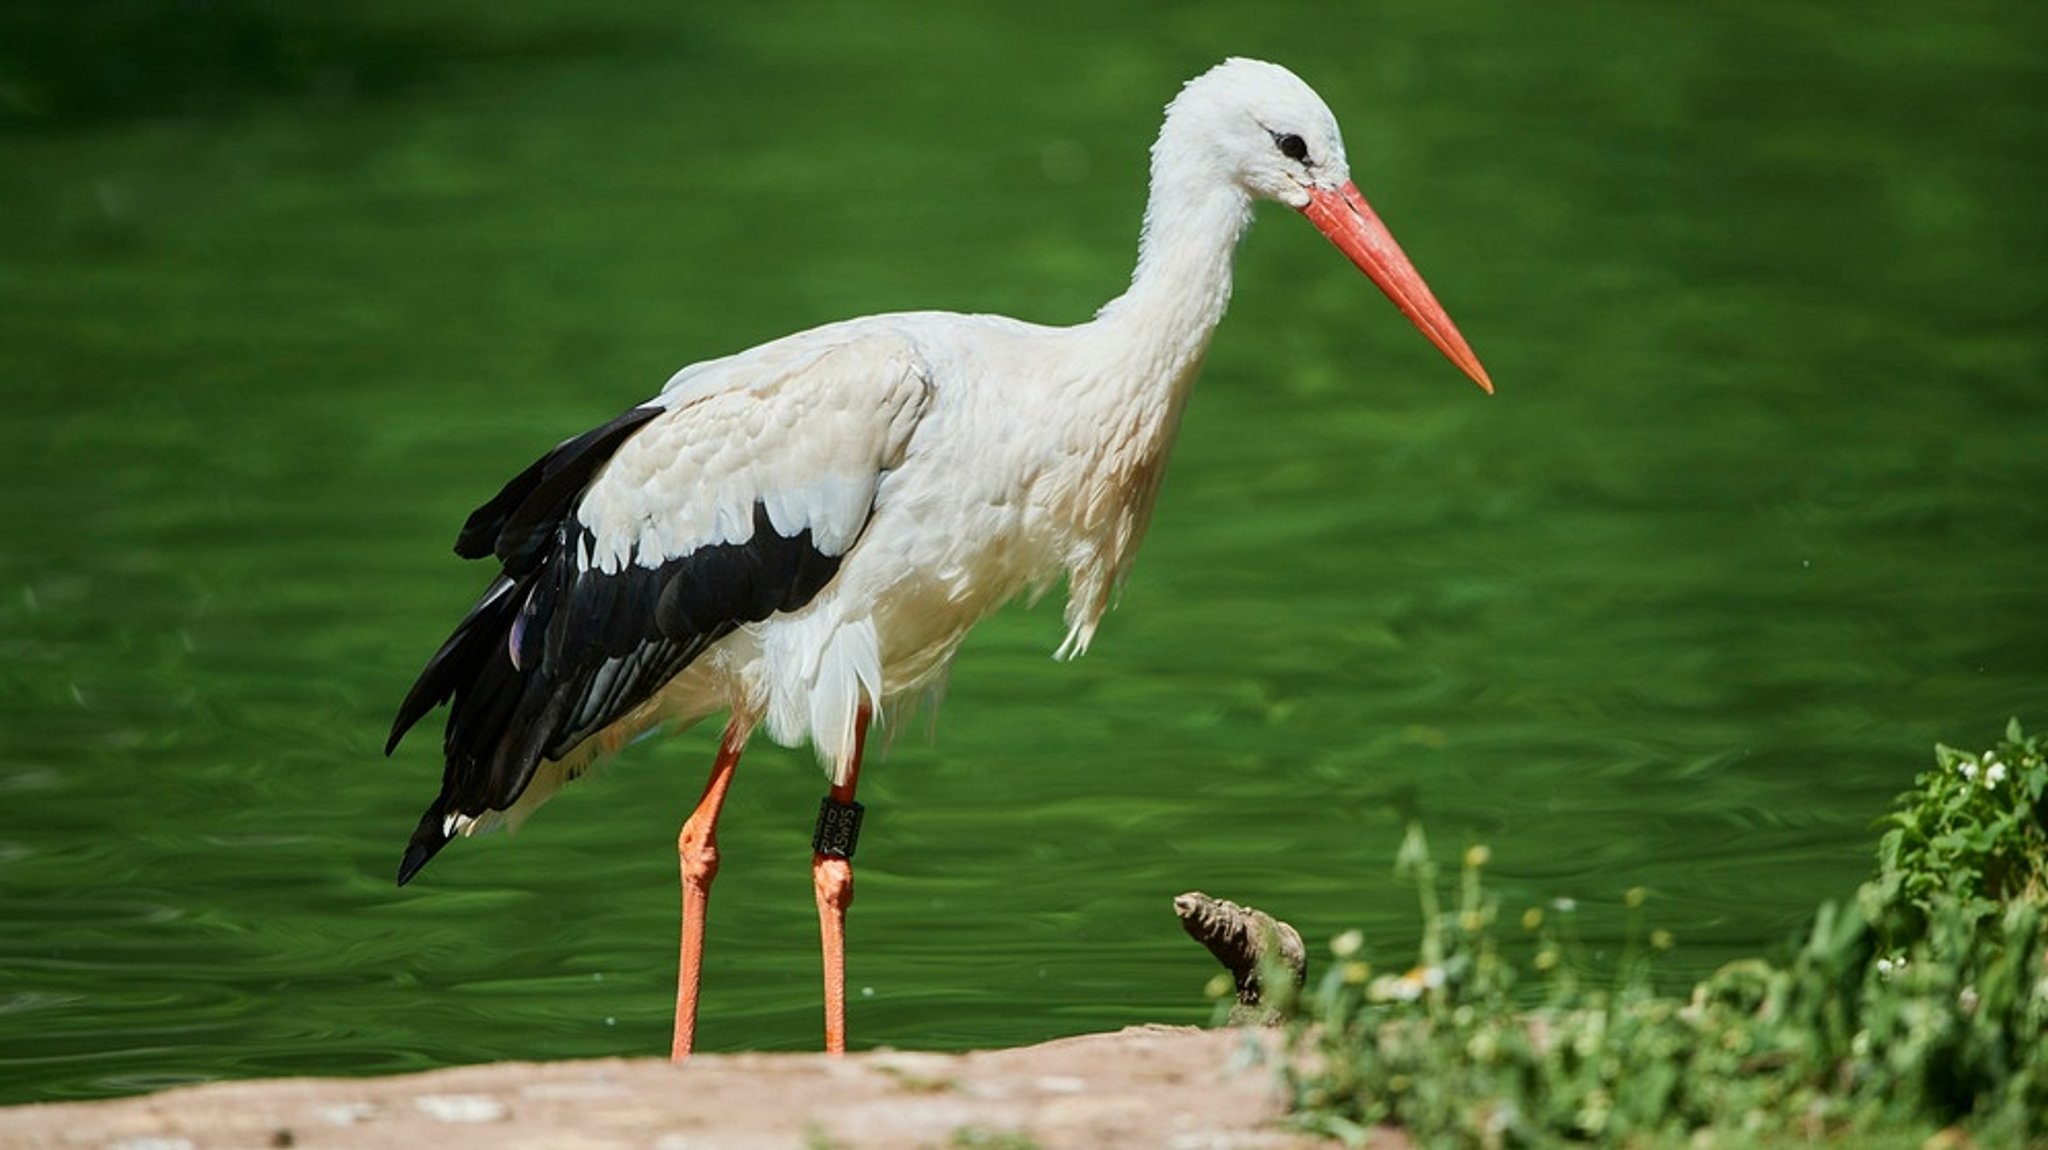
[1173, 890, 1307, 1023]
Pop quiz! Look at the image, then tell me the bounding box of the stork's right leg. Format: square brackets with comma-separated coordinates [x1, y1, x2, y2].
[812, 706, 871, 1055]
[673, 720, 747, 1062]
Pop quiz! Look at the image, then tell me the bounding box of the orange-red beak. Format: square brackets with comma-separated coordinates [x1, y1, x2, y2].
[1301, 181, 1494, 394]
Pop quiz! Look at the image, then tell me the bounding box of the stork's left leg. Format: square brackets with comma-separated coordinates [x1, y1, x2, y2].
[673, 719, 747, 1062]
[812, 706, 871, 1055]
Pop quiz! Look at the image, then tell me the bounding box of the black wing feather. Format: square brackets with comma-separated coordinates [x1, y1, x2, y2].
[390, 406, 860, 886]
[453, 403, 664, 568]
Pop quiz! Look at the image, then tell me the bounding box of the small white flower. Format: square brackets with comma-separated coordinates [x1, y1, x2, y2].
[1984, 759, 2007, 787]
[1368, 974, 1421, 1003]
[1367, 966, 1440, 1003]
[1958, 759, 1980, 782]
[1551, 897, 1578, 914]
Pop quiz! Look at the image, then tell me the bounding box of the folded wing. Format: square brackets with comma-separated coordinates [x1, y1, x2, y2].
[389, 335, 933, 883]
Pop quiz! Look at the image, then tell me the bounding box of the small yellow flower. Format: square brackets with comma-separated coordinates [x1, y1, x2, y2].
[1625, 886, 1647, 909]
[1464, 844, 1490, 870]
[1651, 929, 1674, 951]
[1521, 907, 1544, 931]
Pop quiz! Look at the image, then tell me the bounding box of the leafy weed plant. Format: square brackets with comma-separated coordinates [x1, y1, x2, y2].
[1281, 721, 2048, 1147]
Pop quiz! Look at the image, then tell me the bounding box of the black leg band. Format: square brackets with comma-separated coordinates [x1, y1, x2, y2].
[813, 795, 865, 859]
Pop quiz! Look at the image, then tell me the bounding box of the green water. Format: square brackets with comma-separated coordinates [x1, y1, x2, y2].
[2, 1, 2043, 1105]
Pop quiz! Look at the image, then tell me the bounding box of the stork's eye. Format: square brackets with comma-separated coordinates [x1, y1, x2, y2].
[1274, 132, 1310, 162]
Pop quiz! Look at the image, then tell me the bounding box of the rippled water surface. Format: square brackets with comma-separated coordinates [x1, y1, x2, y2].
[3, 1, 2044, 1103]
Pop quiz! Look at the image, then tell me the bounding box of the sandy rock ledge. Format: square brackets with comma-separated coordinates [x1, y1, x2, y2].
[2, 1025, 1411, 1150]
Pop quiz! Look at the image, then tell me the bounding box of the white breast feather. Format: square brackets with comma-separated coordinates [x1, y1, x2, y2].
[760, 610, 883, 782]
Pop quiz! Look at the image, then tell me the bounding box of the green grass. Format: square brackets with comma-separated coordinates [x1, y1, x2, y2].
[1275, 721, 2048, 1148]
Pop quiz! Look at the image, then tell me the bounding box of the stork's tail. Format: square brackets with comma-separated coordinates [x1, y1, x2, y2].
[398, 802, 456, 886]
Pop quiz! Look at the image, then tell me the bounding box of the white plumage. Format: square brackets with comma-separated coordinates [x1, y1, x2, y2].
[389, 57, 1493, 1058]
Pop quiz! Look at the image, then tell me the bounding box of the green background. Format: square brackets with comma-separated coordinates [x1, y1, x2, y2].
[1, 0, 2042, 1102]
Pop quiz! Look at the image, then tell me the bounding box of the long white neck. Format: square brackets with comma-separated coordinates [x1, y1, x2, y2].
[1090, 147, 1254, 385]
[1038, 138, 1254, 660]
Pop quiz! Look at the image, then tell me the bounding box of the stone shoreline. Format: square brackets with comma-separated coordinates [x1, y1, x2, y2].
[2, 1025, 1409, 1149]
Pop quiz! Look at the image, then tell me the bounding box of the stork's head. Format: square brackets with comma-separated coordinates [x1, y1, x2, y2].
[1163, 57, 1350, 209]
[1164, 58, 1494, 394]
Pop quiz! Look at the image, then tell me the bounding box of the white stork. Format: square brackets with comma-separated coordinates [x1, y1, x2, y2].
[387, 57, 1493, 1060]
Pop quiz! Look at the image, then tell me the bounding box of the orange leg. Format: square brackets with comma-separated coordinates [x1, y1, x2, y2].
[812, 707, 871, 1055]
[672, 720, 747, 1062]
